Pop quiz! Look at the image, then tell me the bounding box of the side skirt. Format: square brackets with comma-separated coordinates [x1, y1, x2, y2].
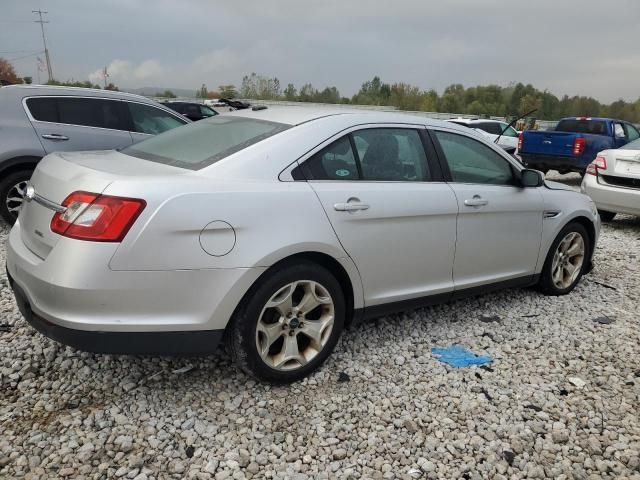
[355, 274, 539, 322]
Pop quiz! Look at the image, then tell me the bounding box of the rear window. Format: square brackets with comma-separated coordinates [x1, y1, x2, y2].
[555, 119, 608, 136]
[122, 116, 290, 170]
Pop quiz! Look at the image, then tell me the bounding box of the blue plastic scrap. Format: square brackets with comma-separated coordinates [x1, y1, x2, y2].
[431, 345, 492, 368]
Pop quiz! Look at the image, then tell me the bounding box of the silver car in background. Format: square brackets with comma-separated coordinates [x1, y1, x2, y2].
[582, 139, 640, 221]
[7, 107, 600, 383]
[0, 85, 189, 223]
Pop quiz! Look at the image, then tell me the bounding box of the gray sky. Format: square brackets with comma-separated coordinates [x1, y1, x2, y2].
[3, 0, 640, 102]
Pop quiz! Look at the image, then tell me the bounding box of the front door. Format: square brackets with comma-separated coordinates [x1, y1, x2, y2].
[301, 126, 459, 307]
[431, 129, 543, 290]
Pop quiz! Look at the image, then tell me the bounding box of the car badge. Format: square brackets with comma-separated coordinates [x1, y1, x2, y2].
[336, 169, 350, 177]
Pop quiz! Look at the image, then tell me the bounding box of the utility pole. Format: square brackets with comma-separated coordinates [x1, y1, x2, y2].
[32, 10, 53, 82]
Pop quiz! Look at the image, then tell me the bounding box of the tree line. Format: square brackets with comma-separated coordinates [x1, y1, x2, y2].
[3, 56, 639, 122]
[239, 73, 640, 123]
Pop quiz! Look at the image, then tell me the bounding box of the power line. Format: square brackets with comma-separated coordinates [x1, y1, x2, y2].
[32, 9, 53, 81]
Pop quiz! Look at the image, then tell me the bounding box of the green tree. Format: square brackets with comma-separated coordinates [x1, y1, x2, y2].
[283, 83, 297, 101]
[218, 84, 238, 98]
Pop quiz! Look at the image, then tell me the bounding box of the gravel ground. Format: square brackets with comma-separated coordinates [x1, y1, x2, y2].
[1, 174, 639, 480]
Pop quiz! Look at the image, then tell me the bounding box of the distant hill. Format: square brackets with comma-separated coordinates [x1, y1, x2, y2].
[123, 87, 197, 98]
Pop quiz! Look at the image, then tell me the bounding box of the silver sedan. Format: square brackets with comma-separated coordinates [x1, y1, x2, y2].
[7, 107, 600, 382]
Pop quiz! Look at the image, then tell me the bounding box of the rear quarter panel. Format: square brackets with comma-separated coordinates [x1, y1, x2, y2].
[107, 179, 349, 271]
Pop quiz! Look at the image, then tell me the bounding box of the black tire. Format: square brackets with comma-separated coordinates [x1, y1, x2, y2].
[226, 260, 345, 383]
[0, 169, 33, 225]
[538, 222, 590, 296]
[598, 210, 616, 222]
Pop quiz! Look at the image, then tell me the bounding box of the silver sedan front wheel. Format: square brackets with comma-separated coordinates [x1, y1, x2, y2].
[256, 280, 335, 371]
[550, 231, 585, 290]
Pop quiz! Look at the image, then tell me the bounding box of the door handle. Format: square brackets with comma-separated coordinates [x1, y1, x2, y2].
[41, 134, 69, 141]
[464, 195, 488, 207]
[334, 202, 370, 212]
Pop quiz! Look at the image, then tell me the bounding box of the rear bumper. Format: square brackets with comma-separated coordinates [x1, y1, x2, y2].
[521, 154, 588, 173]
[6, 220, 265, 354]
[9, 273, 224, 355]
[582, 174, 640, 216]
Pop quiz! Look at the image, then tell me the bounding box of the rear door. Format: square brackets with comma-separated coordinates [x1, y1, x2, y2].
[301, 125, 459, 307]
[430, 128, 543, 290]
[26, 96, 133, 153]
[125, 101, 188, 144]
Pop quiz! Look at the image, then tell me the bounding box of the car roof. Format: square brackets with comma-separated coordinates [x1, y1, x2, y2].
[226, 105, 473, 131]
[0, 84, 156, 103]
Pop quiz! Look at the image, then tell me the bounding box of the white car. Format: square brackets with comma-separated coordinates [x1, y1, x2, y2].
[582, 139, 640, 221]
[446, 118, 520, 151]
[7, 107, 599, 382]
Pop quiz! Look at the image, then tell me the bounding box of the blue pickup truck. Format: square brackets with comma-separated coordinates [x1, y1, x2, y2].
[519, 117, 640, 174]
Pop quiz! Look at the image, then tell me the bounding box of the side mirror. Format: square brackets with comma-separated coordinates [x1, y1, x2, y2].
[520, 168, 544, 187]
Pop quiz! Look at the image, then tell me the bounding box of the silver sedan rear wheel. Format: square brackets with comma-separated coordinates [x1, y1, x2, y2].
[256, 280, 335, 371]
[551, 232, 585, 290]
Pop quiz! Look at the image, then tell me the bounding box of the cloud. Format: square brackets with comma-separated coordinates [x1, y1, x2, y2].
[5, 0, 640, 102]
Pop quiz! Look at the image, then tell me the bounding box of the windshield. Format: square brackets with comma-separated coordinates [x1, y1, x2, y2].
[122, 116, 290, 170]
[621, 138, 640, 150]
[555, 119, 608, 135]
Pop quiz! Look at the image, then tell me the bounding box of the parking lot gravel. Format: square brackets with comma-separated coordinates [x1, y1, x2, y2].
[1, 175, 639, 480]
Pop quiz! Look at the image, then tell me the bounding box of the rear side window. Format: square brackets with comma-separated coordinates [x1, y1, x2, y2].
[556, 119, 608, 135]
[58, 98, 127, 130]
[26, 97, 128, 131]
[475, 122, 502, 135]
[122, 116, 289, 170]
[128, 102, 186, 135]
[302, 128, 432, 182]
[26, 97, 58, 122]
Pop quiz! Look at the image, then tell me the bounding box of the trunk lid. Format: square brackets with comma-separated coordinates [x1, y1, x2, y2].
[608, 149, 640, 178]
[19, 150, 186, 259]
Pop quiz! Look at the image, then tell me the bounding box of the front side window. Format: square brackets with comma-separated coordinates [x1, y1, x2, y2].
[614, 123, 626, 139]
[433, 130, 514, 185]
[501, 124, 519, 137]
[623, 124, 640, 141]
[302, 128, 431, 182]
[128, 102, 186, 135]
[200, 105, 217, 117]
[123, 116, 289, 170]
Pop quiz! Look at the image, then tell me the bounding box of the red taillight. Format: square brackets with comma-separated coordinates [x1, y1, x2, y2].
[51, 191, 146, 242]
[573, 137, 586, 155]
[585, 155, 607, 176]
[518, 132, 523, 151]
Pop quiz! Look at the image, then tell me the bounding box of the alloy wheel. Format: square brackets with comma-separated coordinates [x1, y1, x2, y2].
[6, 180, 29, 216]
[551, 232, 585, 289]
[256, 280, 335, 371]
